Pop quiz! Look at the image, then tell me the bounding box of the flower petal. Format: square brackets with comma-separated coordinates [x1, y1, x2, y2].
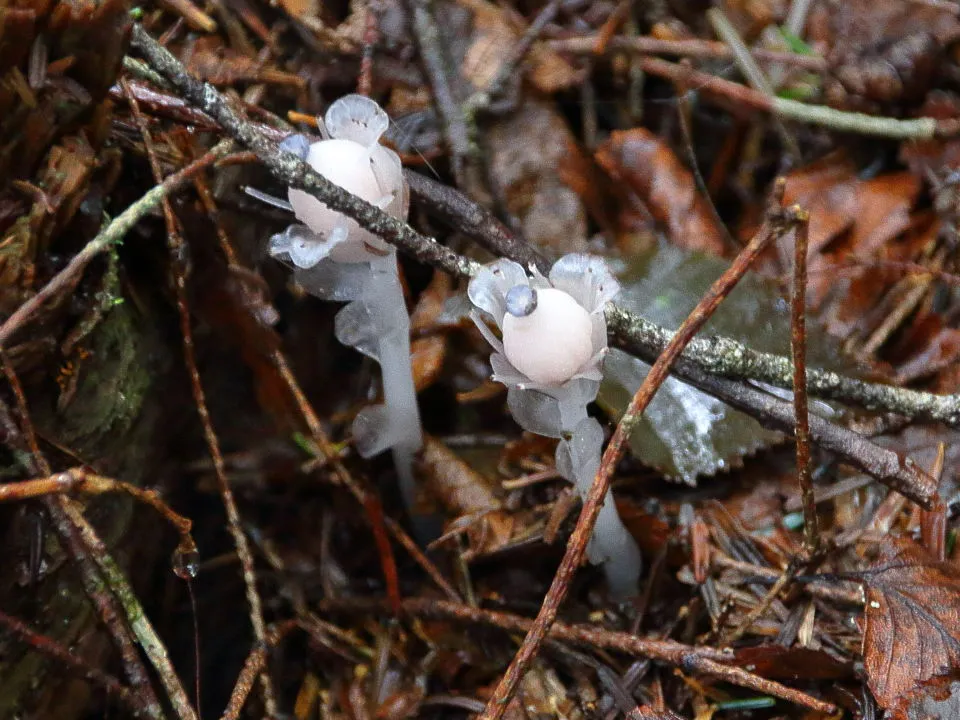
[269, 224, 334, 268]
[471, 311, 505, 354]
[325, 94, 389, 147]
[294, 259, 371, 301]
[278, 133, 313, 160]
[335, 298, 379, 360]
[506, 387, 563, 437]
[467, 259, 528, 325]
[490, 351, 525, 384]
[549, 253, 620, 312]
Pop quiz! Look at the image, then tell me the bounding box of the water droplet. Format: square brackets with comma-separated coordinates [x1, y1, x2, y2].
[171, 547, 200, 579]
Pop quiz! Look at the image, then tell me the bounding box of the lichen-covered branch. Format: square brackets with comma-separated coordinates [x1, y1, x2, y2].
[130, 24, 960, 428]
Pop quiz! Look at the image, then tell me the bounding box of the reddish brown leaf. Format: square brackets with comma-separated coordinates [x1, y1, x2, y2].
[419, 435, 501, 517]
[860, 538, 960, 718]
[594, 129, 726, 256]
[733, 646, 852, 682]
[411, 335, 446, 393]
[410, 271, 450, 392]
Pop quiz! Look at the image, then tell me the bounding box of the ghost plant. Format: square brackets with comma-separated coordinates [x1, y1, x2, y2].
[468, 254, 642, 598]
[250, 94, 422, 506]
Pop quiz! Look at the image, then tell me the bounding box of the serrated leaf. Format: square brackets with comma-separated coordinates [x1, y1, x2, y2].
[597, 244, 849, 483]
[860, 539, 960, 719]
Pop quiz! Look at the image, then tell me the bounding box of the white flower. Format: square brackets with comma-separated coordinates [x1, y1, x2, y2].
[468, 254, 619, 437]
[469, 254, 641, 597]
[268, 94, 409, 268]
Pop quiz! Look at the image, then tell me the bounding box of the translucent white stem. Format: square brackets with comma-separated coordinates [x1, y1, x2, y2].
[371, 253, 423, 507]
[556, 414, 641, 599]
[297, 252, 423, 510]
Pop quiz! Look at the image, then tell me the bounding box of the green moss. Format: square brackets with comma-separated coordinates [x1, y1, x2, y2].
[58, 302, 152, 454]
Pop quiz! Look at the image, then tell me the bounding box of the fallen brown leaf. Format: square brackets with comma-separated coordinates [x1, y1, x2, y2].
[860, 538, 960, 718]
[418, 435, 515, 559]
[594, 129, 726, 256]
[733, 646, 851, 682]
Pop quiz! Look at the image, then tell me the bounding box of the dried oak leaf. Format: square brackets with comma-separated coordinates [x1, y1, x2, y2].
[594, 129, 726, 256]
[860, 538, 960, 718]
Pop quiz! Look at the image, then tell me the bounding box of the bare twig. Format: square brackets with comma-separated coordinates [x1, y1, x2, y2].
[323, 597, 836, 713]
[60, 499, 201, 720]
[790, 211, 819, 553]
[628, 55, 950, 140]
[221, 645, 269, 720]
[0, 141, 233, 350]
[712, 554, 862, 604]
[547, 35, 827, 71]
[478, 213, 793, 720]
[464, 0, 563, 114]
[124, 79, 276, 716]
[401, 0, 472, 182]
[0, 602, 138, 713]
[271, 350, 462, 601]
[707, 8, 800, 159]
[1, 356, 170, 719]
[0, 466, 195, 545]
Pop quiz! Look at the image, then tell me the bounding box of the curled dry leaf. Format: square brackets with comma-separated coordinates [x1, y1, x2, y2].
[780, 153, 925, 339]
[411, 336, 446, 392]
[459, 0, 578, 94]
[594, 129, 726, 256]
[185, 37, 304, 87]
[860, 538, 960, 718]
[417, 435, 514, 558]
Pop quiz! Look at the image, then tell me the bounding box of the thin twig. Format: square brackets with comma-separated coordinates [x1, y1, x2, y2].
[464, 0, 563, 114]
[631, 55, 950, 140]
[712, 554, 862, 604]
[0, 609, 139, 714]
[129, 25, 960, 429]
[722, 560, 801, 644]
[0, 467, 195, 546]
[707, 8, 800, 160]
[323, 597, 836, 713]
[477, 213, 794, 720]
[0, 140, 233, 350]
[790, 211, 819, 553]
[124, 78, 277, 716]
[402, 0, 472, 183]
[221, 645, 269, 720]
[547, 35, 827, 71]
[272, 350, 462, 602]
[623, 354, 938, 507]
[59, 498, 201, 720]
[1, 356, 169, 720]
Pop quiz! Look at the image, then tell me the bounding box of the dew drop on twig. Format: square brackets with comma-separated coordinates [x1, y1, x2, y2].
[171, 546, 200, 579]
